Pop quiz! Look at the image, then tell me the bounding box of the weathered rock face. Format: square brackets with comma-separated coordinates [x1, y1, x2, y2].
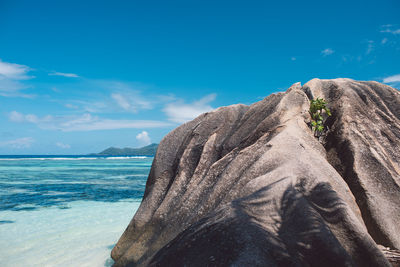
[111, 79, 400, 267]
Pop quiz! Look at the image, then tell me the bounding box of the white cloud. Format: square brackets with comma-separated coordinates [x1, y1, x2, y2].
[49, 72, 79, 78]
[61, 118, 171, 131]
[65, 103, 78, 109]
[56, 142, 71, 149]
[383, 74, 400, 84]
[0, 59, 32, 80]
[0, 59, 34, 97]
[366, 41, 374, 55]
[25, 114, 39, 123]
[9, 111, 52, 124]
[9, 111, 25, 122]
[110, 90, 153, 113]
[55, 80, 167, 114]
[163, 93, 216, 123]
[380, 25, 400, 35]
[112, 93, 131, 110]
[74, 100, 108, 113]
[381, 38, 388, 45]
[136, 131, 151, 146]
[321, 48, 334, 56]
[0, 137, 34, 149]
[380, 29, 400, 34]
[8, 111, 172, 131]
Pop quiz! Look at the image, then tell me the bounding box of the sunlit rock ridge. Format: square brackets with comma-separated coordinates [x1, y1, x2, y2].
[112, 78, 400, 267]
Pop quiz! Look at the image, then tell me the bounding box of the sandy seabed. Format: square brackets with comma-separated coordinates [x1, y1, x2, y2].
[0, 200, 140, 267]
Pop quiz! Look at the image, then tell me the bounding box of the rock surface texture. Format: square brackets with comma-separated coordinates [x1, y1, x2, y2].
[111, 79, 400, 267]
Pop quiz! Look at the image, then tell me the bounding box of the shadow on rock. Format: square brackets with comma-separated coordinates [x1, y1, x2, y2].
[149, 180, 388, 266]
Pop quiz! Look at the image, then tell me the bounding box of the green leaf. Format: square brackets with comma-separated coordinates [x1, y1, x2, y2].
[309, 97, 331, 135]
[325, 108, 331, 116]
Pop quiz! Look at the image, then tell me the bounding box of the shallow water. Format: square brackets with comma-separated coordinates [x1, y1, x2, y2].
[0, 156, 151, 267]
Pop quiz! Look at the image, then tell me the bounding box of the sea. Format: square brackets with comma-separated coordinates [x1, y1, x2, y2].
[0, 155, 152, 267]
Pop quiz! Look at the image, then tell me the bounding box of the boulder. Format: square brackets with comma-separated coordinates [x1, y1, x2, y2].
[112, 79, 400, 266]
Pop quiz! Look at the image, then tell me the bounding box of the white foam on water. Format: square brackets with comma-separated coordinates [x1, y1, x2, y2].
[0, 157, 98, 161]
[104, 156, 148, 160]
[0, 200, 141, 267]
[0, 156, 149, 161]
[41, 191, 73, 196]
[0, 188, 35, 195]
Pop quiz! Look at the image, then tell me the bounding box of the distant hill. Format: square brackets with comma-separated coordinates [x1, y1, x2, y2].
[91, 143, 158, 156]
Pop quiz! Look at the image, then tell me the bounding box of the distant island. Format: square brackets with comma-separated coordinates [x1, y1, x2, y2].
[90, 143, 158, 156]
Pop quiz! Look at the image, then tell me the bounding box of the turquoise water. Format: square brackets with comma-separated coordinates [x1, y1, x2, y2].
[0, 156, 152, 267]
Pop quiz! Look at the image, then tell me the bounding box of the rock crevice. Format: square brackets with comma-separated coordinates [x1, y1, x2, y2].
[112, 79, 400, 266]
[303, 79, 400, 250]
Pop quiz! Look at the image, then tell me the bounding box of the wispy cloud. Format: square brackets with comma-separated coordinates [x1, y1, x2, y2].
[0, 59, 32, 79]
[0, 137, 34, 149]
[0, 59, 34, 97]
[380, 29, 400, 34]
[9, 111, 171, 131]
[109, 82, 153, 112]
[366, 40, 374, 55]
[49, 72, 79, 78]
[380, 24, 400, 35]
[9, 110, 25, 122]
[56, 142, 71, 149]
[163, 93, 216, 123]
[321, 48, 334, 56]
[9, 111, 50, 124]
[64, 103, 79, 109]
[70, 100, 108, 113]
[383, 74, 400, 84]
[59, 80, 157, 114]
[111, 93, 133, 111]
[111, 91, 154, 112]
[136, 131, 151, 146]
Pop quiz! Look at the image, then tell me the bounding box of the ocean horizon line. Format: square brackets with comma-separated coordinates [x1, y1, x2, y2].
[0, 155, 153, 160]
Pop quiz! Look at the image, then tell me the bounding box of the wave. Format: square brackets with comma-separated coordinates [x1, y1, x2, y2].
[104, 156, 148, 160]
[0, 156, 149, 161]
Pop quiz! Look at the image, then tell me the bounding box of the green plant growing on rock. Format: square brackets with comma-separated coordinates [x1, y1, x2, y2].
[309, 98, 331, 136]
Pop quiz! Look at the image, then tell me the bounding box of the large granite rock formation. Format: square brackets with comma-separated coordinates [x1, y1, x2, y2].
[111, 79, 400, 266]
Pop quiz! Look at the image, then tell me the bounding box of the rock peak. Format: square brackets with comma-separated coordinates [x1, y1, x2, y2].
[112, 79, 400, 267]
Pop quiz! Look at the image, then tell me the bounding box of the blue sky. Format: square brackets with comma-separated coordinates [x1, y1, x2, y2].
[0, 0, 399, 154]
